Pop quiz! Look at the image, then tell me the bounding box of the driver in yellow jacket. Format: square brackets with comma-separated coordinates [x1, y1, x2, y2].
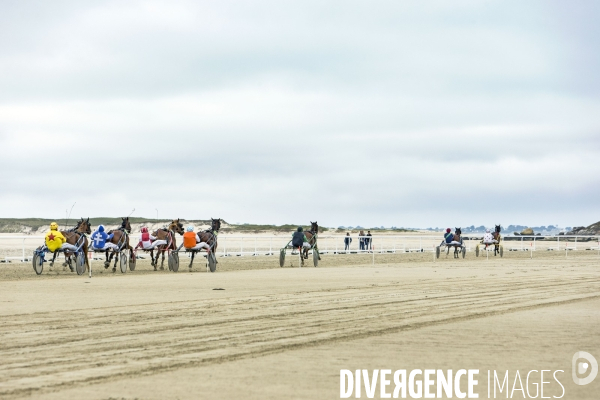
[45, 222, 78, 252]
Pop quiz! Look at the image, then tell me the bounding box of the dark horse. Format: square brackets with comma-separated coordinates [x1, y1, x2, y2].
[49, 217, 91, 272]
[492, 224, 502, 256]
[186, 218, 221, 269]
[152, 219, 184, 270]
[446, 227, 464, 259]
[301, 221, 321, 261]
[104, 217, 134, 272]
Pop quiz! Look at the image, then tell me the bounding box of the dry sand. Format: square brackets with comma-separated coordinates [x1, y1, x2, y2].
[1, 252, 599, 399]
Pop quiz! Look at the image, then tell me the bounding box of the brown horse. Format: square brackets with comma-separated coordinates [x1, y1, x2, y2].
[301, 221, 321, 261]
[104, 217, 134, 271]
[492, 224, 502, 256]
[49, 218, 91, 272]
[152, 218, 184, 270]
[186, 218, 221, 269]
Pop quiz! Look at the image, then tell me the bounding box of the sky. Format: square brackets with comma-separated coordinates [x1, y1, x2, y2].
[0, 0, 598, 229]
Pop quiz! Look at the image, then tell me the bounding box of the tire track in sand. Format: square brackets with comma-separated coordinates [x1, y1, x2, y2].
[1, 274, 599, 398]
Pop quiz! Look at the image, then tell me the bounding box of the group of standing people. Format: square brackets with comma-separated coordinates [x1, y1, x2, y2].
[343, 231, 373, 251]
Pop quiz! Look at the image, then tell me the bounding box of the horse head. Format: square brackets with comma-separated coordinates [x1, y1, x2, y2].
[170, 218, 184, 235]
[495, 224, 502, 233]
[78, 217, 92, 235]
[310, 221, 319, 233]
[454, 227, 462, 237]
[210, 217, 221, 232]
[121, 217, 132, 233]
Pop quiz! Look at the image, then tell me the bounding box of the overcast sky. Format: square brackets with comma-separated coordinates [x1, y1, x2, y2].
[0, 0, 598, 228]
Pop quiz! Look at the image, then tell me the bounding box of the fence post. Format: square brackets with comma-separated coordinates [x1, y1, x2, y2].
[530, 242, 532, 259]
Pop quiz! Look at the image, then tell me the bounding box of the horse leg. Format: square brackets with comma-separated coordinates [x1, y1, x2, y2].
[106, 252, 113, 269]
[189, 252, 195, 269]
[104, 251, 111, 268]
[159, 248, 165, 270]
[83, 243, 91, 273]
[49, 252, 57, 270]
[112, 251, 118, 272]
[150, 250, 157, 270]
[62, 252, 69, 268]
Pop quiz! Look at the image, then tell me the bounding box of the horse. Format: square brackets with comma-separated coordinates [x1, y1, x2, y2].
[301, 221, 321, 261]
[187, 218, 221, 269]
[492, 224, 502, 256]
[49, 218, 91, 272]
[104, 217, 134, 272]
[446, 227, 464, 259]
[151, 218, 184, 270]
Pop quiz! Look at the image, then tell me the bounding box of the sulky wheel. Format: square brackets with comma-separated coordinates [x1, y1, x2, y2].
[168, 252, 179, 272]
[435, 246, 440, 259]
[462, 247, 466, 259]
[75, 253, 86, 275]
[208, 252, 217, 273]
[279, 248, 286, 267]
[475, 245, 480, 257]
[499, 245, 504, 258]
[129, 252, 136, 271]
[32, 252, 44, 275]
[313, 248, 319, 267]
[119, 251, 128, 273]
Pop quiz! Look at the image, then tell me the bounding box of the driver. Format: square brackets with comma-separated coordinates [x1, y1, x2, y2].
[482, 229, 497, 245]
[183, 226, 211, 252]
[136, 227, 167, 250]
[45, 222, 78, 252]
[90, 225, 119, 252]
[291, 227, 311, 249]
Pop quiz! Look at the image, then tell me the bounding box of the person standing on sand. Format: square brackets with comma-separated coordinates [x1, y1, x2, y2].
[344, 232, 352, 251]
[359, 230, 365, 251]
[366, 230, 372, 251]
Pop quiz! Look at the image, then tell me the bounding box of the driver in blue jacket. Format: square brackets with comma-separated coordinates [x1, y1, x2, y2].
[90, 225, 119, 251]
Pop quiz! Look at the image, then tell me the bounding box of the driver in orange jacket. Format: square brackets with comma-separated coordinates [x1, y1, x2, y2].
[183, 226, 210, 251]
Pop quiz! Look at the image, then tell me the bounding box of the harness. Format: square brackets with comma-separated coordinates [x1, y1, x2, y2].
[201, 228, 218, 251]
[114, 227, 128, 251]
[64, 229, 87, 252]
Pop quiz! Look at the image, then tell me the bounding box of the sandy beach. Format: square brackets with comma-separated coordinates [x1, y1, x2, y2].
[1, 252, 599, 399]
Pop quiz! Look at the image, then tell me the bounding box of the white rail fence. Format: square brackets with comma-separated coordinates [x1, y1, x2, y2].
[1, 234, 599, 263]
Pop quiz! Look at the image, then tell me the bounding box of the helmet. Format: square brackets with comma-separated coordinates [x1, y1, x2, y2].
[446, 228, 451, 233]
[297, 226, 303, 232]
[98, 225, 105, 232]
[141, 227, 148, 233]
[486, 229, 491, 233]
[186, 225, 194, 232]
[50, 222, 58, 230]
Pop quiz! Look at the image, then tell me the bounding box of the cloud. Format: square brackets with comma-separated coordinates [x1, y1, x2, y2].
[0, 0, 599, 228]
